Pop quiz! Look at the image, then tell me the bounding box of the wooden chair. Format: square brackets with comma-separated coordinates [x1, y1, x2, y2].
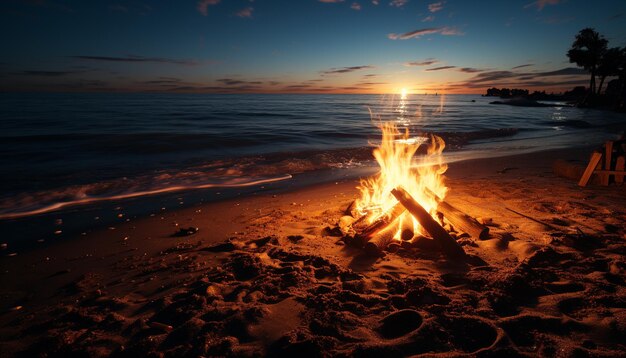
[579, 140, 626, 187]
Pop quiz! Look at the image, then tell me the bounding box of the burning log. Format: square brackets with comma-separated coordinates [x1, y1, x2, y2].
[391, 187, 467, 260]
[364, 230, 395, 256]
[399, 217, 414, 241]
[424, 188, 489, 240]
[354, 202, 406, 245]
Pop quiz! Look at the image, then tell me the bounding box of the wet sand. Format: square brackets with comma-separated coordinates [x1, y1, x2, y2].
[1, 146, 625, 357]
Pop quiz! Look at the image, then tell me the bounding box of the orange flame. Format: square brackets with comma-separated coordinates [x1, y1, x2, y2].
[355, 122, 448, 239]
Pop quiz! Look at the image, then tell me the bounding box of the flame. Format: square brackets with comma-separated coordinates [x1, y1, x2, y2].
[355, 121, 448, 240]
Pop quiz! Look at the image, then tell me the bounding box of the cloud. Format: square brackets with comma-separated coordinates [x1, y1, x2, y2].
[372, 0, 379, 4]
[197, 0, 220, 16]
[321, 65, 375, 75]
[71, 55, 199, 66]
[16, 70, 77, 77]
[428, 1, 444, 13]
[524, 0, 561, 11]
[449, 66, 589, 90]
[351, 2, 361, 10]
[389, 0, 408, 7]
[536, 67, 587, 76]
[388, 26, 463, 40]
[422, 15, 434, 22]
[404, 58, 438, 66]
[139, 77, 183, 85]
[458, 67, 484, 73]
[425, 66, 456, 71]
[358, 82, 388, 85]
[236, 7, 253, 18]
[318, 0, 345, 2]
[511, 63, 534, 69]
[216, 78, 263, 86]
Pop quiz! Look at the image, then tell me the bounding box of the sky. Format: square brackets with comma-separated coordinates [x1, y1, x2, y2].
[1, 0, 625, 94]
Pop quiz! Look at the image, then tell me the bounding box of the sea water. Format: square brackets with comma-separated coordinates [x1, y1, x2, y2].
[1, 93, 624, 219]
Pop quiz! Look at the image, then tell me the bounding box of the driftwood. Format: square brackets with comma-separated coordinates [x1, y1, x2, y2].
[579, 151, 602, 187]
[424, 188, 489, 240]
[505, 207, 558, 231]
[391, 187, 467, 259]
[354, 202, 406, 245]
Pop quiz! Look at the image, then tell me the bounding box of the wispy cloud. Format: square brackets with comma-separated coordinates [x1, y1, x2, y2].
[16, 70, 77, 77]
[372, 0, 379, 4]
[71, 55, 199, 66]
[389, 0, 408, 8]
[216, 78, 264, 86]
[321, 65, 375, 75]
[351, 2, 361, 10]
[458, 67, 484, 73]
[537, 68, 587, 76]
[388, 26, 463, 40]
[425, 66, 456, 71]
[450, 67, 588, 89]
[428, 1, 444, 13]
[197, 0, 220, 16]
[524, 0, 561, 11]
[511, 63, 534, 69]
[139, 77, 183, 85]
[404, 58, 438, 66]
[422, 15, 434, 22]
[318, 0, 345, 3]
[236, 7, 253, 18]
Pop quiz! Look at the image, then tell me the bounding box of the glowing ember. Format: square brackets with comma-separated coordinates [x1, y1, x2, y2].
[355, 121, 448, 240]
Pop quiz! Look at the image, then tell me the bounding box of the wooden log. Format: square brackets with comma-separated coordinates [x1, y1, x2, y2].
[354, 202, 406, 244]
[424, 188, 489, 240]
[578, 151, 602, 187]
[364, 230, 395, 256]
[399, 216, 415, 241]
[602, 141, 613, 186]
[391, 187, 467, 259]
[616, 156, 625, 184]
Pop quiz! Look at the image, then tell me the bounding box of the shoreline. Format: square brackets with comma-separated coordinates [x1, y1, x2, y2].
[0, 144, 606, 252]
[0, 143, 601, 253]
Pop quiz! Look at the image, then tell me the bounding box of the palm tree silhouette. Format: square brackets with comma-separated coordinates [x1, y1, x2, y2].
[567, 28, 608, 97]
[597, 47, 622, 95]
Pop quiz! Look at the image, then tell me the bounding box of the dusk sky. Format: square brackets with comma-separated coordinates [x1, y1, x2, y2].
[1, 0, 625, 94]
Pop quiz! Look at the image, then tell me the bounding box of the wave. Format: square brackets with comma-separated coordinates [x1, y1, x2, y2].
[0, 127, 523, 220]
[0, 175, 292, 220]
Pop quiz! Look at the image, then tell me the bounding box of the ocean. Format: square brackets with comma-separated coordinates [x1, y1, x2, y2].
[1, 93, 625, 222]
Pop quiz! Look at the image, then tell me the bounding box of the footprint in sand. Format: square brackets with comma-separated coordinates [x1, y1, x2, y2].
[442, 316, 501, 353]
[376, 309, 423, 339]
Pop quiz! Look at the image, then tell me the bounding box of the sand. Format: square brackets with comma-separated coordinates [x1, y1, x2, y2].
[1, 146, 625, 357]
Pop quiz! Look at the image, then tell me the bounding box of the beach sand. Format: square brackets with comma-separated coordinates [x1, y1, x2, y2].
[1, 146, 625, 357]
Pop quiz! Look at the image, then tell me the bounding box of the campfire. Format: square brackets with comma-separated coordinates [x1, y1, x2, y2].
[343, 122, 488, 259]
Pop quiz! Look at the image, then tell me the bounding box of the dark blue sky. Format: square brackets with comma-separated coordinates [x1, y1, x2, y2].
[1, 0, 625, 93]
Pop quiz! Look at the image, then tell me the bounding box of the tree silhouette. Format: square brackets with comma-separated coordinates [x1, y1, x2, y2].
[597, 47, 622, 94]
[567, 28, 608, 96]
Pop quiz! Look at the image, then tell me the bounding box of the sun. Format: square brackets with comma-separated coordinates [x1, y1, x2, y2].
[400, 88, 408, 99]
